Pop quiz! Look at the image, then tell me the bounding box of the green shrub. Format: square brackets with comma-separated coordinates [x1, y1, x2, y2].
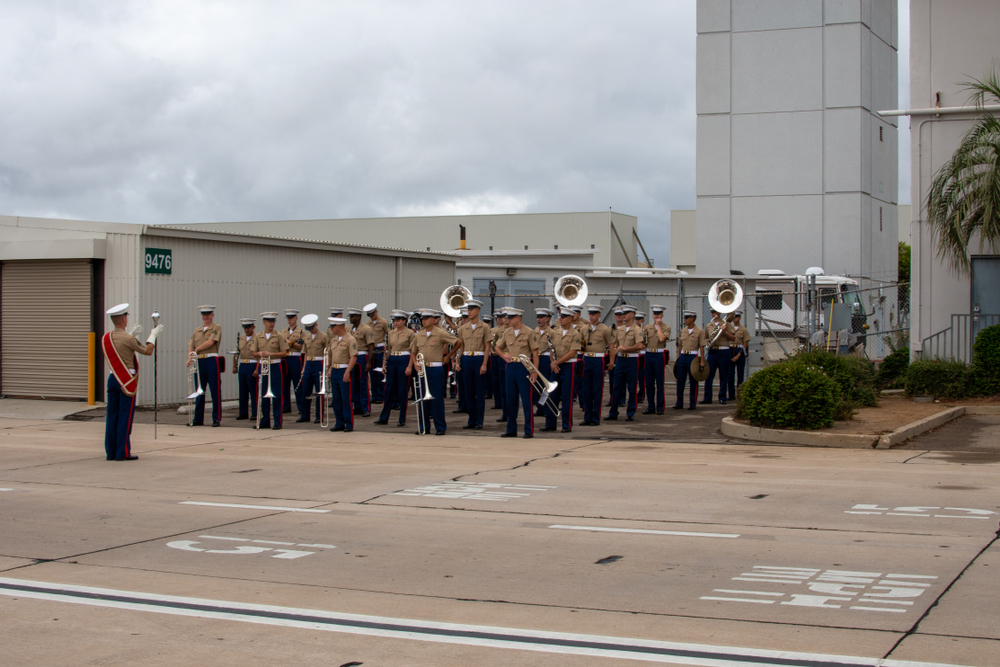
[791, 349, 878, 416]
[877, 347, 910, 389]
[737, 362, 840, 430]
[971, 324, 1000, 396]
[905, 360, 971, 399]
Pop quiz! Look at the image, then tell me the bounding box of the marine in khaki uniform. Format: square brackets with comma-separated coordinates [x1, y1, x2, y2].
[349, 308, 376, 416]
[326, 316, 358, 432]
[251, 312, 289, 430]
[495, 307, 540, 438]
[533, 307, 556, 419]
[642, 305, 672, 414]
[490, 312, 508, 415]
[580, 305, 615, 426]
[674, 311, 707, 410]
[729, 310, 751, 396]
[281, 309, 306, 416]
[102, 303, 162, 461]
[456, 299, 491, 430]
[233, 318, 258, 421]
[542, 307, 582, 433]
[410, 308, 462, 435]
[703, 309, 736, 405]
[365, 303, 390, 405]
[298, 314, 329, 424]
[187, 305, 223, 426]
[375, 310, 416, 427]
[607, 305, 644, 421]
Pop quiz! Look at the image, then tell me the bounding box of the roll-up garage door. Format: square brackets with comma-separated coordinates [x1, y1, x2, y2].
[1, 260, 92, 399]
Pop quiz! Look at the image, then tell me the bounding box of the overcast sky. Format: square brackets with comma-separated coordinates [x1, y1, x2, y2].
[1, 1, 909, 267]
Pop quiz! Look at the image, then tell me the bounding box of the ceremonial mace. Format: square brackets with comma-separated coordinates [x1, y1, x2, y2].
[152, 309, 160, 439]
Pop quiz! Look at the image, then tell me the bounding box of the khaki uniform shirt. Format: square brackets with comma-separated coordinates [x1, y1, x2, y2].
[551, 327, 582, 360]
[110, 330, 145, 372]
[644, 322, 672, 351]
[706, 320, 735, 348]
[369, 316, 390, 346]
[457, 321, 491, 353]
[250, 331, 289, 358]
[410, 327, 458, 364]
[238, 334, 256, 362]
[534, 326, 555, 356]
[282, 326, 306, 354]
[352, 323, 375, 351]
[496, 326, 539, 359]
[678, 327, 707, 354]
[583, 323, 614, 354]
[189, 323, 221, 354]
[302, 330, 329, 359]
[732, 325, 751, 349]
[387, 327, 416, 354]
[614, 324, 642, 355]
[489, 325, 505, 354]
[327, 334, 358, 365]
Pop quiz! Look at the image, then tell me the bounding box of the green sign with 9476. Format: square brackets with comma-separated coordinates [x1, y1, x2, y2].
[144, 248, 172, 274]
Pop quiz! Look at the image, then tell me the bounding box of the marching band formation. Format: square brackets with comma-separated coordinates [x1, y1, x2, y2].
[101, 277, 752, 455]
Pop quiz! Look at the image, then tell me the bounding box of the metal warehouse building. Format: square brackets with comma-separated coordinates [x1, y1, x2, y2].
[0, 215, 456, 407]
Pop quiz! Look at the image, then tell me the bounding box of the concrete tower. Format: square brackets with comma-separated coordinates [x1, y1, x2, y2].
[695, 0, 898, 281]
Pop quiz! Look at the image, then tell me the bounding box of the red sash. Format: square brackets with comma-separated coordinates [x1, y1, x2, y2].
[102, 332, 140, 397]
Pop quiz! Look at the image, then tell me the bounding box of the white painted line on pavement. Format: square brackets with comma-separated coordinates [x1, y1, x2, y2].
[180, 501, 330, 513]
[0, 488, 13, 492]
[550, 525, 740, 539]
[0, 577, 977, 667]
[197, 536, 337, 550]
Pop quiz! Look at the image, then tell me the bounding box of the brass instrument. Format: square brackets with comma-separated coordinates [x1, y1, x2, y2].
[411, 353, 433, 435]
[256, 357, 276, 430]
[554, 275, 588, 307]
[186, 351, 203, 427]
[706, 279, 744, 347]
[516, 354, 560, 418]
[318, 349, 330, 428]
[440, 285, 473, 318]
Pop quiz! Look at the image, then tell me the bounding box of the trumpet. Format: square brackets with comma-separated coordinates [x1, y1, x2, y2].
[411, 353, 433, 435]
[186, 351, 203, 427]
[516, 354, 560, 419]
[256, 357, 276, 430]
[318, 349, 329, 428]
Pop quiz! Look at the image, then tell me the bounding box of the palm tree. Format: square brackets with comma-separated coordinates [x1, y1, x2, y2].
[927, 65, 1000, 275]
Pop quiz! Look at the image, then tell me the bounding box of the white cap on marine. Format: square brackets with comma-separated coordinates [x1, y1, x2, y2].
[261, 312, 278, 320]
[107, 303, 129, 316]
[284, 309, 299, 317]
[683, 310, 697, 319]
[240, 317, 256, 326]
[301, 314, 319, 327]
[364, 302, 378, 314]
[199, 304, 216, 314]
[328, 316, 347, 325]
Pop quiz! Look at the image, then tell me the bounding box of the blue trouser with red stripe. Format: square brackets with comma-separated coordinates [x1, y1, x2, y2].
[637, 353, 646, 403]
[378, 355, 410, 425]
[299, 360, 323, 421]
[194, 357, 222, 424]
[608, 356, 638, 419]
[105, 374, 136, 460]
[257, 362, 284, 428]
[237, 361, 258, 419]
[704, 348, 732, 402]
[535, 355, 552, 415]
[330, 367, 354, 430]
[644, 350, 668, 412]
[417, 365, 447, 434]
[545, 361, 576, 431]
[505, 362, 535, 435]
[370, 348, 385, 403]
[460, 355, 486, 427]
[582, 356, 606, 424]
[675, 354, 700, 408]
[352, 353, 371, 414]
[282, 355, 303, 414]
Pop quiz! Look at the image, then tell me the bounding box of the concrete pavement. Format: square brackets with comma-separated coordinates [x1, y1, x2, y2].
[1, 415, 998, 666]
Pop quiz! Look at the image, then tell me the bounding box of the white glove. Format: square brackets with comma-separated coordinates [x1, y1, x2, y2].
[129, 324, 144, 338]
[147, 325, 164, 345]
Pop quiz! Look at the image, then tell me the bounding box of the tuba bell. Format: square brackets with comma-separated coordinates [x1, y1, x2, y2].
[706, 279, 744, 346]
[554, 274, 588, 307]
[440, 285, 473, 318]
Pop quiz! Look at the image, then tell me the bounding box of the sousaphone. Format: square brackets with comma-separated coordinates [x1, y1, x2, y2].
[440, 285, 473, 318]
[554, 274, 588, 307]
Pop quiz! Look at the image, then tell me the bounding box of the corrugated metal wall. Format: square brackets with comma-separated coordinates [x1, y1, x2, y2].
[131, 234, 454, 406]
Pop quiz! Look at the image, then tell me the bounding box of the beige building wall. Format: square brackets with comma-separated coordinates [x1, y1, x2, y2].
[669, 209, 697, 272]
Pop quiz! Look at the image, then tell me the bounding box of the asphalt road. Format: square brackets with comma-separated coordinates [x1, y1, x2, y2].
[2, 415, 998, 666]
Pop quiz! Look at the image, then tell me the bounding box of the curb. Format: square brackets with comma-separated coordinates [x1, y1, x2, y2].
[177, 400, 240, 414]
[721, 404, 999, 449]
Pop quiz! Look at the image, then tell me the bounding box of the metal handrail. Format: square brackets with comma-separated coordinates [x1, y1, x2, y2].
[922, 314, 1000, 363]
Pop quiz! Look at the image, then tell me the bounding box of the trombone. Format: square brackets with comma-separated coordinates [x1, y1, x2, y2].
[516, 354, 561, 419]
[256, 357, 276, 430]
[706, 279, 745, 346]
[411, 352, 433, 435]
[186, 351, 204, 427]
[318, 349, 330, 428]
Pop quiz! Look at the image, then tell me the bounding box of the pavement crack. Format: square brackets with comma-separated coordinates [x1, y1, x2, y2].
[901, 451, 932, 464]
[882, 522, 1000, 660]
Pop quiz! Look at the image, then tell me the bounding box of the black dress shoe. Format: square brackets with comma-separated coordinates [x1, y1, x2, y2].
[656, 411, 664, 415]
[235, 416, 248, 421]
[462, 424, 475, 429]
[295, 417, 310, 423]
[396, 422, 406, 427]
[642, 410, 655, 415]
[687, 406, 697, 410]
[106, 457, 114, 461]
[500, 432, 517, 438]
[313, 418, 320, 424]
[523, 433, 533, 439]
[719, 399, 727, 405]
[561, 428, 571, 433]
[626, 416, 634, 421]
[361, 412, 370, 418]
[116, 455, 139, 461]
[474, 425, 483, 430]
[374, 420, 388, 425]
[271, 425, 282, 430]
[373, 399, 383, 404]
[673, 404, 683, 410]
[343, 429, 353, 433]
[212, 421, 221, 427]
[435, 431, 446, 436]
[539, 427, 555, 432]
[452, 409, 467, 414]
[605, 415, 617, 421]
[330, 426, 345, 432]
[496, 417, 506, 422]
[189, 422, 203, 426]
[699, 399, 712, 405]
[282, 408, 291, 414]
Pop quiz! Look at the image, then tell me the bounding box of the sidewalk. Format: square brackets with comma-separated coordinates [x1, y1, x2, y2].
[0, 398, 105, 421]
